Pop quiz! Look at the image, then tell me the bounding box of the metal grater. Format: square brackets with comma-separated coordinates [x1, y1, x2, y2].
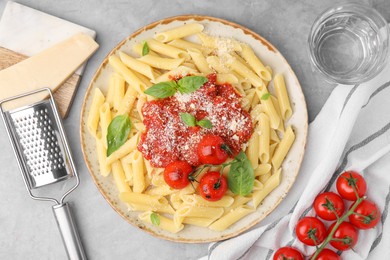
[5, 100, 72, 188]
[0, 88, 86, 260]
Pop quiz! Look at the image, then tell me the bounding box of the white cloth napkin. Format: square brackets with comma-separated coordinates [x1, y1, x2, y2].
[202, 53, 390, 260]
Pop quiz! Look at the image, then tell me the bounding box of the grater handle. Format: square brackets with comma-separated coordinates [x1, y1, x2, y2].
[53, 202, 86, 260]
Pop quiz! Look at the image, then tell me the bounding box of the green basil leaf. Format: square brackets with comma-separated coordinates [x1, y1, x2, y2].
[144, 81, 178, 98]
[261, 92, 271, 100]
[150, 212, 160, 226]
[180, 112, 196, 127]
[228, 151, 254, 196]
[142, 42, 150, 56]
[106, 115, 132, 156]
[197, 119, 213, 129]
[177, 76, 208, 94]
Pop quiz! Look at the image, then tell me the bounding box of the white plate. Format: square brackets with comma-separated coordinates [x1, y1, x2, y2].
[80, 15, 308, 243]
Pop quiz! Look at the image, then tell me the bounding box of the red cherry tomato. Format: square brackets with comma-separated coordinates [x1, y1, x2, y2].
[295, 217, 327, 246]
[197, 134, 229, 165]
[329, 222, 359, 251]
[164, 160, 192, 189]
[314, 192, 345, 221]
[349, 199, 381, 229]
[273, 247, 304, 260]
[336, 171, 367, 201]
[198, 171, 227, 201]
[312, 248, 340, 260]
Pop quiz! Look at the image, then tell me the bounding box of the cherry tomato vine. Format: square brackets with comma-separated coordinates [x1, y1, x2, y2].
[275, 171, 381, 260]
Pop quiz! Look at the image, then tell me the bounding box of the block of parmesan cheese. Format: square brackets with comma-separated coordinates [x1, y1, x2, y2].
[0, 33, 98, 109]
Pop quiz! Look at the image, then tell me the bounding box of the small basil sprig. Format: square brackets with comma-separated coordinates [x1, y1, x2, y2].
[142, 42, 149, 56]
[106, 115, 132, 156]
[150, 212, 160, 226]
[144, 76, 208, 98]
[228, 151, 254, 196]
[180, 112, 212, 129]
[261, 92, 271, 100]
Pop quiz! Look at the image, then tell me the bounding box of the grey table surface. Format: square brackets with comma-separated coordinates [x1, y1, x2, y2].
[0, 0, 389, 259]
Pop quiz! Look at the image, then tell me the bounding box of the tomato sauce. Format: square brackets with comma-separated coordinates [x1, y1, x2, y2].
[138, 74, 252, 168]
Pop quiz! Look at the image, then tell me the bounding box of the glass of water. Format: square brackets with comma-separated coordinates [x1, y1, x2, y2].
[308, 3, 389, 84]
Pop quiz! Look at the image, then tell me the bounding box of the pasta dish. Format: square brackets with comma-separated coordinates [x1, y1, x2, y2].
[86, 22, 295, 234]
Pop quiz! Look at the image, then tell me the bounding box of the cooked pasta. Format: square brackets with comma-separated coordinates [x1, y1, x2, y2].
[87, 23, 296, 234]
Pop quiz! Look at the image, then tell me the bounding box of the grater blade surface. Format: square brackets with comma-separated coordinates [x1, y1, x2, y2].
[5, 99, 73, 189]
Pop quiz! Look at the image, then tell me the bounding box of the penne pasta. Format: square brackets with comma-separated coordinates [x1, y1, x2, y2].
[130, 202, 174, 214]
[117, 85, 137, 115]
[121, 158, 133, 185]
[187, 48, 213, 74]
[146, 184, 176, 196]
[109, 55, 145, 94]
[112, 161, 131, 193]
[181, 194, 234, 208]
[153, 66, 198, 83]
[111, 73, 125, 111]
[258, 113, 270, 163]
[138, 54, 184, 70]
[255, 87, 281, 130]
[131, 150, 146, 193]
[228, 58, 264, 88]
[99, 102, 111, 148]
[271, 96, 285, 133]
[120, 192, 166, 206]
[240, 44, 272, 81]
[274, 73, 292, 120]
[272, 126, 295, 169]
[146, 39, 190, 59]
[209, 206, 254, 231]
[253, 168, 282, 208]
[155, 23, 204, 42]
[246, 126, 260, 169]
[206, 56, 230, 73]
[139, 211, 183, 233]
[87, 88, 105, 137]
[105, 74, 116, 108]
[170, 193, 183, 210]
[182, 217, 217, 227]
[119, 51, 158, 81]
[106, 133, 139, 165]
[216, 73, 239, 85]
[254, 163, 272, 177]
[95, 132, 111, 177]
[168, 38, 209, 53]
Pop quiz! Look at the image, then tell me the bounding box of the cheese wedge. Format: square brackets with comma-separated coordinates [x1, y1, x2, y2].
[0, 33, 98, 109]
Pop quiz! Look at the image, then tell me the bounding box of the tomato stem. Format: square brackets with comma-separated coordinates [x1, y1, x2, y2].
[322, 197, 341, 221]
[190, 164, 212, 180]
[352, 211, 377, 224]
[220, 143, 233, 156]
[344, 172, 360, 200]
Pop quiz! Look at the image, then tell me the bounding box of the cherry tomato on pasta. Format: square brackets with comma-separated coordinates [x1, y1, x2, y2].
[198, 171, 227, 201]
[164, 160, 193, 189]
[197, 135, 229, 165]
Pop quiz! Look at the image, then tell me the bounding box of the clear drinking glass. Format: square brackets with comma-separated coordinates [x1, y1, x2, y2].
[308, 3, 389, 84]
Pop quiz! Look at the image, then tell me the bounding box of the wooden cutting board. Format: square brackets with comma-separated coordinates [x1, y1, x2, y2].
[0, 46, 80, 118]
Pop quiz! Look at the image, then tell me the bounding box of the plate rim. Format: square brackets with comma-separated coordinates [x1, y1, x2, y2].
[80, 14, 308, 243]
